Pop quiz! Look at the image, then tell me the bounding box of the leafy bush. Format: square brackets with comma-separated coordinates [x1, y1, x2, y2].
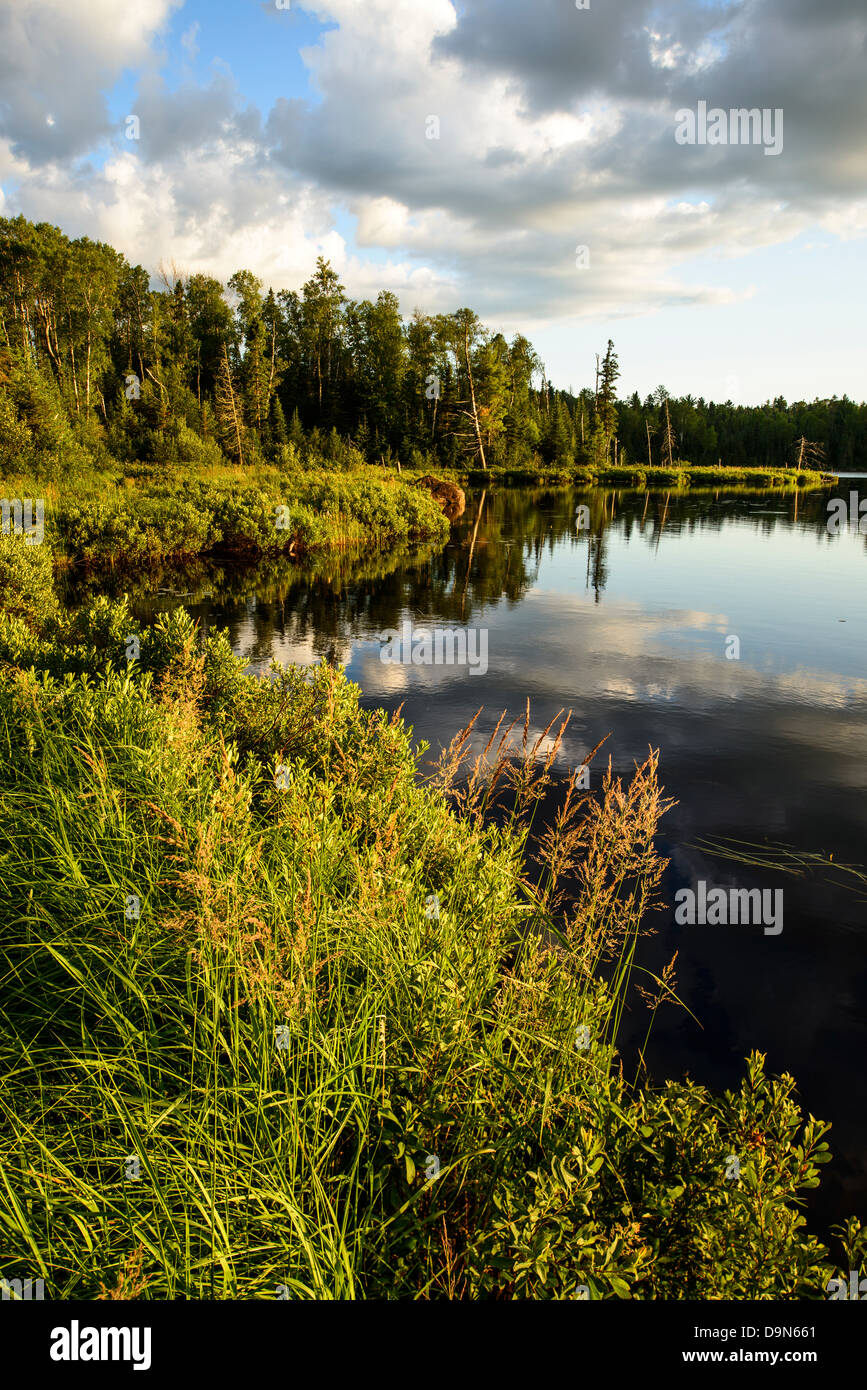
[0, 389, 35, 470]
[53, 496, 212, 563]
[0, 530, 58, 629]
[42, 469, 448, 566]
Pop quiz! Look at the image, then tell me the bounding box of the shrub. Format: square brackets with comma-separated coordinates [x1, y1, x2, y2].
[0, 530, 58, 630]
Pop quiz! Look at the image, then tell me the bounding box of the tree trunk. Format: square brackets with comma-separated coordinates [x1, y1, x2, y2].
[268, 322, 276, 398]
[461, 489, 486, 616]
[464, 326, 487, 470]
[69, 335, 80, 414]
[222, 343, 245, 467]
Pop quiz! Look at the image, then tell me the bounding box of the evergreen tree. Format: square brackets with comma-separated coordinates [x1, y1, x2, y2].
[241, 318, 271, 434]
[553, 397, 575, 466]
[288, 407, 305, 452]
[597, 338, 620, 462]
[270, 394, 288, 448]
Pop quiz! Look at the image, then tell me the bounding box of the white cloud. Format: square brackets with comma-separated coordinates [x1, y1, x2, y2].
[1, 0, 865, 381]
[0, 0, 181, 162]
[181, 20, 200, 64]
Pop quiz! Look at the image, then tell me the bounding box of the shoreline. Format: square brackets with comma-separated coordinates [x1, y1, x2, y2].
[2, 462, 833, 572]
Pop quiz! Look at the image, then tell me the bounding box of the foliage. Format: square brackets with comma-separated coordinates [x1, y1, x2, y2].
[26, 472, 447, 565]
[2, 214, 858, 494]
[0, 560, 860, 1299]
[0, 530, 58, 629]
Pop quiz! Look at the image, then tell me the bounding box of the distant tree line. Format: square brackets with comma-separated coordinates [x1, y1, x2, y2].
[0, 215, 863, 478]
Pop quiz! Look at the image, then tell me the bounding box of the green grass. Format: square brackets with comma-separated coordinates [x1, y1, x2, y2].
[456, 462, 827, 489]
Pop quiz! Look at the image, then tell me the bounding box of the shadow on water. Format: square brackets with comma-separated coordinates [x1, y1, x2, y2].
[62, 481, 867, 1239]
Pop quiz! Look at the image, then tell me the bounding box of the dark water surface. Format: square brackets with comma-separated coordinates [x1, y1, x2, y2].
[122, 483, 867, 1235]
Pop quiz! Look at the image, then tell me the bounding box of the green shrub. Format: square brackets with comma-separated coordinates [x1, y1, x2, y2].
[0, 390, 35, 470]
[0, 530, 58, 630]
[44, 470, 449, 566]
[53, 495, 214, 563]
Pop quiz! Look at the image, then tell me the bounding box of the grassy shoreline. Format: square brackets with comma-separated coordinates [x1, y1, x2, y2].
[0, 459, 830, 574]
[457, 462, 829, 488]
[1, 465, 450, 568]
[0, 533, 863, 1299]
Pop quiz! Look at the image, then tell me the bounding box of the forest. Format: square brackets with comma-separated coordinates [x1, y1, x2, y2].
[1, 217, 865, 1306]
[1, 214, 864, 483]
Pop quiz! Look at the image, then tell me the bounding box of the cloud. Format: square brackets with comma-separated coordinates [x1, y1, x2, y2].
[0, 0, 181, 164]
[180, 20, 200, 64]
[1, 0, 865, 340]
[8, 136, 342, 291]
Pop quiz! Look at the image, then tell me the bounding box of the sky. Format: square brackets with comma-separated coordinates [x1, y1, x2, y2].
[0, 0, 865, 404]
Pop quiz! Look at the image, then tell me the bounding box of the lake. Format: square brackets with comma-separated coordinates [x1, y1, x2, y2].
[125, 480, 867, 1235]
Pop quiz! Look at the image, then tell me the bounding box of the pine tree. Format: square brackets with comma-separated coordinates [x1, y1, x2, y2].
[553, 397, 574, 466]
[241, 318, 271, 434]
[597, 339, 620, 462]
[587, 418, 608, 470]
[288, 407, 305, 452]
[270, 394, 288, 447]
[354, 415, 371, 460]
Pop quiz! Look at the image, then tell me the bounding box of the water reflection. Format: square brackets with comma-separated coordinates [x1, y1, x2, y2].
[90, 482, 867, 1236]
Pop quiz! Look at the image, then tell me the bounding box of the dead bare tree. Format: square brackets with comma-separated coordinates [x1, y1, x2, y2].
[791, 436, 826, 470]
[661, 399, 676, 468]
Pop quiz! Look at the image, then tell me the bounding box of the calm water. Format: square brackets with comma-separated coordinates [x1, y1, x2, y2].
[122, 482, 867, 1234]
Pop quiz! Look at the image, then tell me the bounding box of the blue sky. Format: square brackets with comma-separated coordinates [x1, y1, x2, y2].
[104, 0, 330, 121]
[1, 0, 865, 405]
